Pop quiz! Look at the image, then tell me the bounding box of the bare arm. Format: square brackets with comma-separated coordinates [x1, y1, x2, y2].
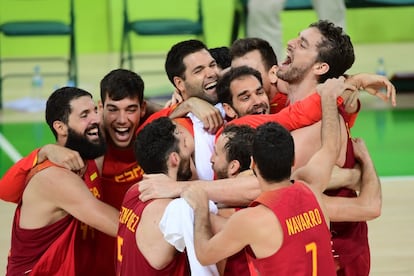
[24, 167, 118, 237]
[328, 164, 362, 190]
[38, 144, 85, 171]
[323, 138, 382, 222]
[343, 73, 397, 114]
[169, 97, 224, 133]
[181, 185, 261, 265]
[292, 77, 346, 191]
[138, 173, 260, 206]
[136, 199, 177, 269]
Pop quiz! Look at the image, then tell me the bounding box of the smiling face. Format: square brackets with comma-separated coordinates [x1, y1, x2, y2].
[175, 49, 220, 104]
[277, 27, 323, 84]
[224, 74, 270, 118]
[231, 50, 273, 95]
[64, 96, 106, 159]
[101, 95, 145, 148]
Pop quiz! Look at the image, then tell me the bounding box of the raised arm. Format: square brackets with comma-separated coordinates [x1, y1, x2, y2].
[347, 73, 397, 107]
[322, 138, 382, 222]
[342, 72, 397, 116]
[292, 77, 348, 192]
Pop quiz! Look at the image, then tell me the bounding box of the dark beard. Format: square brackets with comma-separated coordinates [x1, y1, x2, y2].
[277, 64, 311, 84]
[177, 157, 192, 181]
[65, 125, 106, 160]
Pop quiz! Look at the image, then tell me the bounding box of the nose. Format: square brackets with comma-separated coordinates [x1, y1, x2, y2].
[251, 93, 264, 106]
[210, 154, 215, 165]
[287, 38, 297, 49]
[206, 64, 219, 78]
[91, 109, 101, 124]
[117, 110, 128, 124]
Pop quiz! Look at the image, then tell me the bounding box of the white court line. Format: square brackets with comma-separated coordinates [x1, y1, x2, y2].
[380, 176, 414, 182]
[0, 132, 22, 163]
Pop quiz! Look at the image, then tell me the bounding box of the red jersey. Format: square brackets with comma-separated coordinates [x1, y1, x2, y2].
[0, 148, 40, 203]
[216, 92, 322, 138]
[7, 160, 101, 275]
[222, 207, 250, 276]
[100, 143, 143, 210]
[2, 155, 111, 275]
[223, 248, 250, 276]
[96, 143, 145, 276]
[74, 161, 104, 276]
[137, 105, 175, 133]
[269, 91, 288, 114]
[324, 106, 370, 276]
[116, 184, 190, 276]
[247, 182, 336, 276]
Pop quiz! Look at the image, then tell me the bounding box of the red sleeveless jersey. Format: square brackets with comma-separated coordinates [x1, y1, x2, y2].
[116, 184, 190, 276]
[324, 106, 370, 275]
[7, 159, 102, 275]
[247, 182, 336, 276]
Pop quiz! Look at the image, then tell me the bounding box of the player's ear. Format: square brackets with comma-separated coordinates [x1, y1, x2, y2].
[268, 65, 279, 84]
[168, 152, 180, 168]
[314, 62, 329, 75]
[228, 160, 241, 177]
[223, 103, 238, 119]
[140, 100, 147, 119]
[174, 76, 185, 96]
[53, 120, 67, 136]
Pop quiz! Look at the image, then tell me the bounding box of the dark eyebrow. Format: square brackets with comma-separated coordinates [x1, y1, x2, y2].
[192, 64, 205, 73]
[298, 31, 310, 47]
[300, 36, 310, 47]
[236, 89, 250, 98]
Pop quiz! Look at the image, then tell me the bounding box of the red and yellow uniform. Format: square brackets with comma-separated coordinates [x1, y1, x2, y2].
[95, 142, 145, 275]
[325, 106, 370, 276]
[116, 184, 190, 276]
[217, 92, 322, 138]
[7, 160, 102, 275]
[246, 182, 336, 276]
[269, 91, 288, 114]
[0, 149, 40, 203]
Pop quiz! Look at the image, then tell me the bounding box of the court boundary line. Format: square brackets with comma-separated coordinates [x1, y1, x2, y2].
[379, 175, 414, 182]
[0, 132, 22, 162]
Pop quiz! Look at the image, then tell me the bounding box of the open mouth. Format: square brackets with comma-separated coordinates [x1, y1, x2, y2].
[86, 125, 99, 137]
[204, 81, 217, 93]
[114, 127, 131, 139]
[251, 109, 267, 115]
[85, 125, 100, 143]
[282, 55, 292, 66]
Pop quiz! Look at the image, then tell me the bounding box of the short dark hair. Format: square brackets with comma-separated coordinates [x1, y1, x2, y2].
[100, 69, 144, 104]
[310, 20, 355, 83]
[134, 117, 179, 174]
[217, 65, 263, 105]
[230, 37, 278, 70]
[46, 86, 93, 139]
[209, 46, 231, 70]
[222, 124, 255, 173]
[253, 122, 294, 182]
[165, 39, 208, 84]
